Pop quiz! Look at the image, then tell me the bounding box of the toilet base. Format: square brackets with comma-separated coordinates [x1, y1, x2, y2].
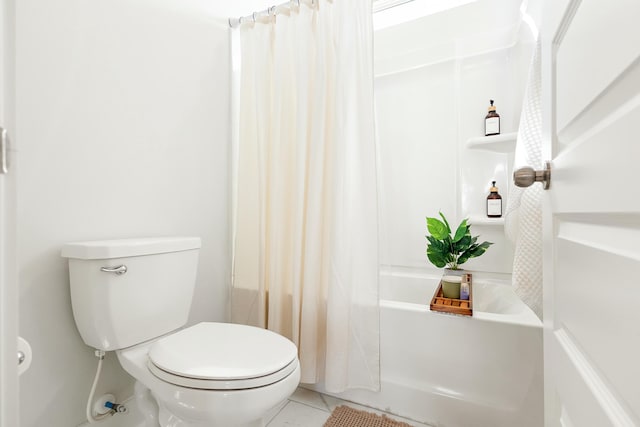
[134, 381, 160, 427]
[133, 382, 267, 427]
[157, 404, 264, 427]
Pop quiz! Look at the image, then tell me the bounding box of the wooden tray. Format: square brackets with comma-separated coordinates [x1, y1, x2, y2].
[429, 275, 473, 316]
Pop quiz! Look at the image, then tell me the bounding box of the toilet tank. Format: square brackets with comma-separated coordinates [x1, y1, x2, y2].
[61, 237, 201, 351]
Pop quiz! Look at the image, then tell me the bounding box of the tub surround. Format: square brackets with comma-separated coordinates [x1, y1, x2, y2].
[365, 2, 542, 424]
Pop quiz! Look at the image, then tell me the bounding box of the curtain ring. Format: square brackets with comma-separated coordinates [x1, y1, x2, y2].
[252, 12, 257, 22]
[269, 5, 277, 15]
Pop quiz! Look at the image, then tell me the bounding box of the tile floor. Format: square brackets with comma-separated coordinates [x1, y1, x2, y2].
[83, 387, 433, 427]
[265, 387, 433, 427]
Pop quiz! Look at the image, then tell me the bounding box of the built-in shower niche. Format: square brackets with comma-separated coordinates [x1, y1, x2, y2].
[462, 132, 518, 227]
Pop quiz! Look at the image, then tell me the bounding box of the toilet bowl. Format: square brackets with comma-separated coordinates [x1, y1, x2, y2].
[118, 323, 301, 427]
[61, 237, 301, 427]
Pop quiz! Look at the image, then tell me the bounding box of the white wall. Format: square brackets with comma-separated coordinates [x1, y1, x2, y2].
[374, 0, 536, 279]
[16, 1, 230, 426]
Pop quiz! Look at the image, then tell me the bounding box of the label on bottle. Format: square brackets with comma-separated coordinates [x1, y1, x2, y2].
[485, 117, 500, 135]
[487, 199, 502, 216]
[460, 282, 469, 300]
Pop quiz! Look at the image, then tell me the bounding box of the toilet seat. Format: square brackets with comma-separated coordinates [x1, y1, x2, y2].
[147, 322, 299, 390]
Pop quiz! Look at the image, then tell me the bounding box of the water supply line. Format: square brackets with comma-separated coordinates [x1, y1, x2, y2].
[86, 350, 127, 423]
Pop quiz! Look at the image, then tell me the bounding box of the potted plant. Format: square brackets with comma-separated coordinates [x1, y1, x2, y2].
[426, 212, 493, 298]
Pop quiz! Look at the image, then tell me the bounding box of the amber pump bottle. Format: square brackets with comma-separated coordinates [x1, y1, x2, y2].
[486, 181, 502, 218]
[485, 99, 500, 136]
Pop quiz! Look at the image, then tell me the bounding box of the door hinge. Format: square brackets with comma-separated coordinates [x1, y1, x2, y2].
[0, 126, 8, 174]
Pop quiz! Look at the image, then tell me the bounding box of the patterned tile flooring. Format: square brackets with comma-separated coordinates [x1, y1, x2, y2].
[266, 387, 431, 427]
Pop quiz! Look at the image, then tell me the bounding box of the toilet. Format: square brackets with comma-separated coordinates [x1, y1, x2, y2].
[61, 237, 300, 427]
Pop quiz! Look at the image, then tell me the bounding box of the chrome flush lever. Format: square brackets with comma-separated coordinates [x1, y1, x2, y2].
[100, 265, 128, 275]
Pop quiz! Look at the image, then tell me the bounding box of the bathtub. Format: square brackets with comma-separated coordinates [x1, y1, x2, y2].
[311, 272, 543, 427]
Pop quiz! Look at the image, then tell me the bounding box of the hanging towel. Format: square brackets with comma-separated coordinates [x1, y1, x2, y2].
[504, 39, 543, 319]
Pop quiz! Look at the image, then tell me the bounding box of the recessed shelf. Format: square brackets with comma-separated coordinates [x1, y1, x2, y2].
[465, 132, 517, 153]
[466, 216, 505, 226]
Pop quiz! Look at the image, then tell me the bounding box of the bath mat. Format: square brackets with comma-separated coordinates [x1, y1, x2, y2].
[323, 405, 413, 427]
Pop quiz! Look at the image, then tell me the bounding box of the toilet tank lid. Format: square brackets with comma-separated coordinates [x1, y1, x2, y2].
[61, 237, 201, 260]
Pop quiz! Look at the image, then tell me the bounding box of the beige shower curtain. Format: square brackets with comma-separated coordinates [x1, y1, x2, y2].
[232, 0, 379, 392]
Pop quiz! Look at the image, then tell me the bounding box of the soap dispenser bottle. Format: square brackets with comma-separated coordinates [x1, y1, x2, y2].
[486, 181, 502, 218]
[485, 99, 500, 136]
[460, 274, 470, 301]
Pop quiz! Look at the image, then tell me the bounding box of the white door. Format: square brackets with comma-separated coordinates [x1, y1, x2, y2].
[542, 0, 640, 426]
[0, 0, 18, 425]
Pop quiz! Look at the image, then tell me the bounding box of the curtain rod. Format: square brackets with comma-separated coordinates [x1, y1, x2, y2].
[228, 0, 313, 28]
[228, 0, 416, 28]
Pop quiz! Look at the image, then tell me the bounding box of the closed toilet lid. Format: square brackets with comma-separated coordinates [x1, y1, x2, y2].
[148, 322, 299, 390]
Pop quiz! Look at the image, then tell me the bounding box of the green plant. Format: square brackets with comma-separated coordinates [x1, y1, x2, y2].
[425, 212, 493, 270]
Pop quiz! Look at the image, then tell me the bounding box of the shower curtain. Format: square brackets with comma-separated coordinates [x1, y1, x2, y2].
[232, 0, 380, 392]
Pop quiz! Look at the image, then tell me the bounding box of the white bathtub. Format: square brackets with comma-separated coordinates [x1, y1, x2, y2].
[312, 272, 543, 427]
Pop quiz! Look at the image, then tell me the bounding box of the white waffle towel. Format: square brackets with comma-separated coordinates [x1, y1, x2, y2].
[504, 39, 543, 319]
